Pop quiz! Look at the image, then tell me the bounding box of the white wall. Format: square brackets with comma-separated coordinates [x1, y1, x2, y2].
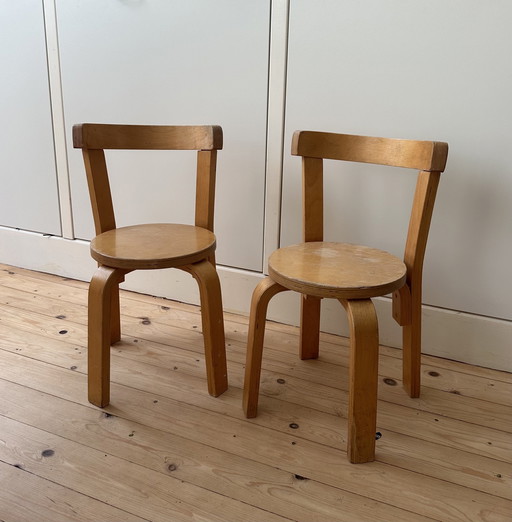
[1, 0, 511, 372]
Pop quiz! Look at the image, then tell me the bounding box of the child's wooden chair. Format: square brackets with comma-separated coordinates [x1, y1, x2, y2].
[243, 130, 448, 463]
[73, 123, 228, 407]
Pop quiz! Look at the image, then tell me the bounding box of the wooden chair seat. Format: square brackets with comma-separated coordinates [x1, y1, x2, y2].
[91, 223, 216, 270]
[268, 242, 406, 299]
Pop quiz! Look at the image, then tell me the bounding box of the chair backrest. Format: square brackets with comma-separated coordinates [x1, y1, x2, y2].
[291, 130, 448, 293]
[73, 123, 223, 235]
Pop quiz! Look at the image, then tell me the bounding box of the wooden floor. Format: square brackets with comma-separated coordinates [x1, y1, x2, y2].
[0, 264, 511, 522]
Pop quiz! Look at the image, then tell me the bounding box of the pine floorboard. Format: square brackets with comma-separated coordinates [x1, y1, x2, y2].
[0, 264, 511, 522]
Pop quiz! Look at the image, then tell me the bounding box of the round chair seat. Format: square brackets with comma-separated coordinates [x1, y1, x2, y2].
[268, 242, 406, 299]
[91, 223, 216, 270]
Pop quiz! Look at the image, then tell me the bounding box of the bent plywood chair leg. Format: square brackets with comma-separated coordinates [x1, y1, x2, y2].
[402, 288, 422, 398]
[185, 260, 228, 397]
[88, 266, 126, 408]
[300, 294, 322, 360]
[110, 279, 124, 344]
[243, 277, 288, 418]
[340, 298, 379, 463]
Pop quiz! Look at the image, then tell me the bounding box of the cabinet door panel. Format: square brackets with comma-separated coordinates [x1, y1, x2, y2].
[57, 0, 269, 271]
[0, 1, 60, 235]
[283, 0, 512, 319]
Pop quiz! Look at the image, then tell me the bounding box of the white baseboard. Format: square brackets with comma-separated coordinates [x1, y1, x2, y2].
[1, 227, 510, 372]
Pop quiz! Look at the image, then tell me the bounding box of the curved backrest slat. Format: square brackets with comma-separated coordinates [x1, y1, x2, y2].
[292, 130, 447, 172]
[73, 123, 222, 235]
[73, 124, 223, 151]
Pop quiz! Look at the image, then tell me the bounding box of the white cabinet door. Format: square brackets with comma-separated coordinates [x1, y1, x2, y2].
[282, 0, 512, 320]
[0, 1, 60, 235]
[57, 0, 270, 271]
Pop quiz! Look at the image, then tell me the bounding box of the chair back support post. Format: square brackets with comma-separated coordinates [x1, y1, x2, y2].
[403, 170, 442, 289]
[394, 169, 442, 325]
[302, 156, 324, 242]
[82, 148, 116, 235]
[195, 150, 217, 232]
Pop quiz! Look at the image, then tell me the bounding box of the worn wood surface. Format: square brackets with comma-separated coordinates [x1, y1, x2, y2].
[268, 242, 407, 299]
[91, 224, 217, 270]
[73, 123, 223, 151]
[0, 264, 511, 521]
[291, 130, 448, 171]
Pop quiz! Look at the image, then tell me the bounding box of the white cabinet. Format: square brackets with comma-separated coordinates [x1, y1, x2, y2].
[0, 1, 60, 235]
[56, 0, 270, 271]
[282, 0, 512, 320]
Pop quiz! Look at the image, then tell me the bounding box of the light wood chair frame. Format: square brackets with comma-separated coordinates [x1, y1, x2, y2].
[73, 123, 228, 407]
[243, 130, 448, 463]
